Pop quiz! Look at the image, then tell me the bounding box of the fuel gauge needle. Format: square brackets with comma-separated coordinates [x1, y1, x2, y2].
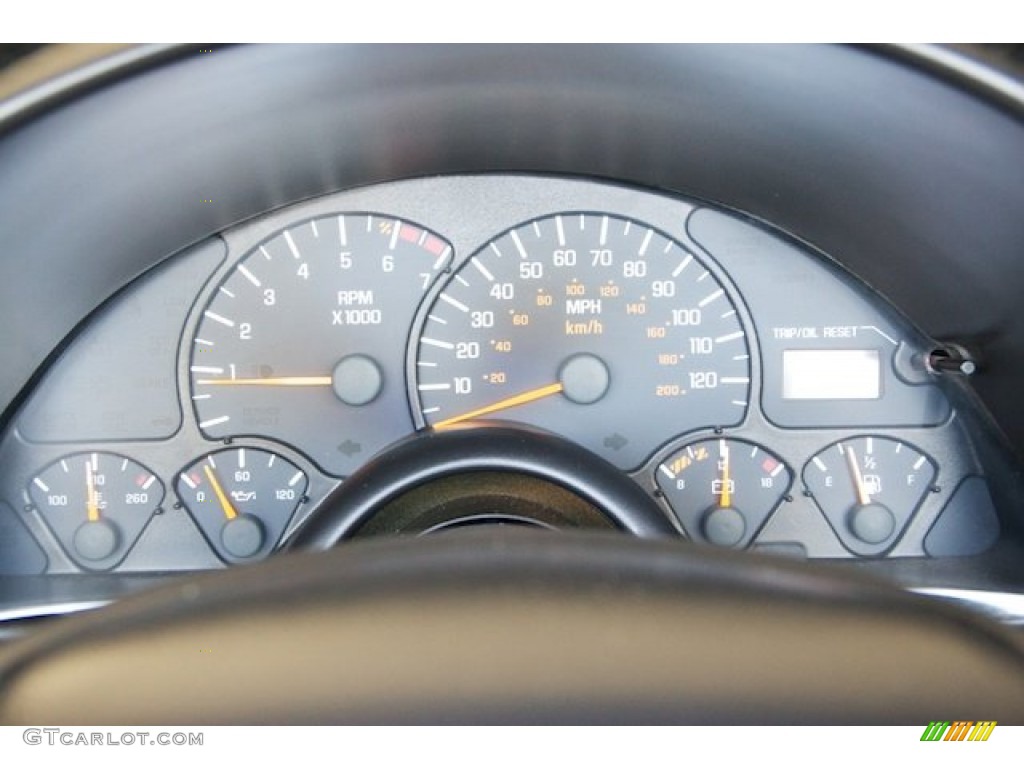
[85, 457, 100, 522]
[203, 464, 238, 520]
[844, 444, 872, 506]
[433, 382, 564, 429]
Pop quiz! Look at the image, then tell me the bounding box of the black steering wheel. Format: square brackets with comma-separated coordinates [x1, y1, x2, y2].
[2, 470, 1024, 722]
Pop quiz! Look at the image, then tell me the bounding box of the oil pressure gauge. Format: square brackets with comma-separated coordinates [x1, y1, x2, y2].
[656, 438, 791, 547]
[803, 436, 936, 555]
[177, 447, 307, 563]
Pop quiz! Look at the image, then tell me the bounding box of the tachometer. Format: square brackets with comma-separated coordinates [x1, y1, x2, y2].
[189, 214, 451, 476]
[414, 213, 750, 469]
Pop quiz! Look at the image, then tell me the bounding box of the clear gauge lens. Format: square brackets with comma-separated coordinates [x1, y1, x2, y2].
[177, 447, 307, 563]
[190, 214, 451, 476]
[803, 436, 936, 554]
[28, 453, 164, 570]
[656, 439, 791, 547]
[415, 213, 751, 469]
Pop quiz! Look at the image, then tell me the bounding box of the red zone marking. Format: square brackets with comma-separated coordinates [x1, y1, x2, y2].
[399, 224, 447, 257]
[761, 457, 779, 474]
[424, 234, 447, 255]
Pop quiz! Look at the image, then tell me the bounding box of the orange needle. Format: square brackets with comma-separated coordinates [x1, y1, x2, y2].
[844, 445, 872, 506]
[719, 440, 732, 508]
[203, 464, 238, 520]
[196, 376, 332, 387]
[433, 382, 565, 429]
[85, 457, 100, 522]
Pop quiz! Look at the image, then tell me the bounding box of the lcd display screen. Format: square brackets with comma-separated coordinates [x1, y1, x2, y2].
[782, 349, 881, 400]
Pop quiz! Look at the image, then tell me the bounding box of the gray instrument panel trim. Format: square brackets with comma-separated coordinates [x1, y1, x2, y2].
[0, 176, 1004, 582]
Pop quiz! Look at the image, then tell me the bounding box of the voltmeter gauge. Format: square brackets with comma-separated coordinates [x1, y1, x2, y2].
[177, 447, 307, 563]
[803, 436, 936, 553]
[656, 438, 791, 547]
[27, 452, 164, 570]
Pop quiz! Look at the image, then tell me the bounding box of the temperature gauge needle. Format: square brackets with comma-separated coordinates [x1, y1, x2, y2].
[844, 445, 872, 506]
[203, 464, 238, 520]
[433, 382, 565, 429]
[85, 458, 100, 522]
[718, 441, 732, 508]
[196, 376, 332, 387]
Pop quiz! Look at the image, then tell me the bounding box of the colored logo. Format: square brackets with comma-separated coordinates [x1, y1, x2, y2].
[920, 721, 996, 741]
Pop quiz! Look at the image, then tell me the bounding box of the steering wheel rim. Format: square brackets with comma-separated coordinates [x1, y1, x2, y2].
[287, 423, 679, 546]
[2, 528, 1023, 724]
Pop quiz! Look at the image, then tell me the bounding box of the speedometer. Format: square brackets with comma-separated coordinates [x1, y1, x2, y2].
[414, 213, 751, 469]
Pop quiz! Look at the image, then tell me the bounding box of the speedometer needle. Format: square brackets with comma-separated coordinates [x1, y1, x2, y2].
[196, 376, 332, 386]
[433, 382, 565, 429]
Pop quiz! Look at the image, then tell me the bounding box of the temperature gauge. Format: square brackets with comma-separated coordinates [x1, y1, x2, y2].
[177, 447, 307, 563]
[803, 436, 936, 554]
[28, 452, 164, 570]
[657, 438, 791, 547]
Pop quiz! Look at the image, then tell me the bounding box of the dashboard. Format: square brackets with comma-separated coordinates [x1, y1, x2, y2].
[2, 44, 1024, 723]
[0, 172, 1017, 601]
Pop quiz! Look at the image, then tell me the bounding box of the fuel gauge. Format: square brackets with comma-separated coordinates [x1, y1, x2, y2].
[657, 439, 792, 547]
[803, 436, 936, 554]
[177, 447, 307, 563]
[28, 452, 164, 570]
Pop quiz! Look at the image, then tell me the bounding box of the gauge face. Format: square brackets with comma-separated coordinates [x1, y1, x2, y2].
[176, 447, 307, 563]
[657, 438, 791, 547]
[190, 215, 451, 476]
[415, 213, 751, 469]
[803, 436, 936, 554]
[27, 453, 164, 570]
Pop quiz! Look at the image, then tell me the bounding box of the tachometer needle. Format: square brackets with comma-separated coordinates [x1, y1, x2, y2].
[844, 444, 872, 506]
[196, 376, 332, 387]
[433, 382, 565, 429]
[203, 464, 238, 520]
[85, 457, 100, 522]
[718, 440, 732, 508]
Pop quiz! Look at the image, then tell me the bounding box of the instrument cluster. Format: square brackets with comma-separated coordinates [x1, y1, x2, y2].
[0, 176, 1007, 584]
